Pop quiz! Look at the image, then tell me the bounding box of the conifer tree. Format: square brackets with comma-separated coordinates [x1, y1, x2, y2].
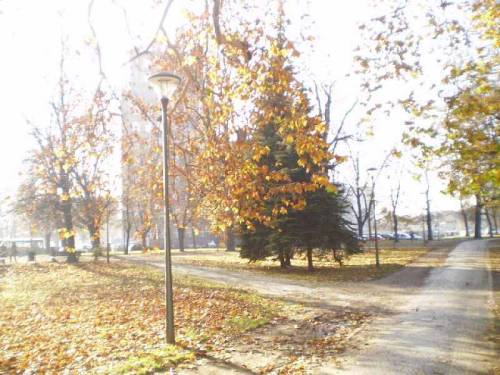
[240, 8, 358, 271]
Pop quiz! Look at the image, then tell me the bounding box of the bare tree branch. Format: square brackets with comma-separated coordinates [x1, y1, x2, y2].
[125, 0, 176, 65]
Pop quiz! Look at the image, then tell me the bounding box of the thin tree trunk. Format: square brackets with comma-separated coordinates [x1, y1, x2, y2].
[44, 232, 51, 255]
[485, 208, 494, 238]
[367, 214, 372, 239]
[307, 248, 314, 272]
[62, 196, 77, 263]
[284, 251, 291, 267]
[356, 188, 364, 237]
[424, 171, 433, 241]
[191, 226, 197, 249]
[492, 209, 499, 235]
[474, 194, 482, 239]
[426, 195, 433, 241]
[278, 250, 286, 269]
[177, 227, 186, 252]
[460, 200, 470, 238]
[393, 210, 399, 243]
[90, 235, 101, 250]
[124, 223, 131, 255]
[333, 249, 343, 266]
[225, 227, 236, 252]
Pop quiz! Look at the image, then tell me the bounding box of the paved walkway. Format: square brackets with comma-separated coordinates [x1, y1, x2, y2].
[118, 240, 496, 374]
[321, 239, 496, 374]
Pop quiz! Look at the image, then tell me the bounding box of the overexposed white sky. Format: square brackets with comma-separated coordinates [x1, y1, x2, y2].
[0, 0, 460, 216]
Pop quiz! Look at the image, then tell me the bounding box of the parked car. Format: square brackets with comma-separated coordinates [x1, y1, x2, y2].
[410, 233, 423, 240]
[379, 233, 394, 240]
[128, 243, 143, 251]
[207, 240, 217, 248]
[395, 232, 412, 240]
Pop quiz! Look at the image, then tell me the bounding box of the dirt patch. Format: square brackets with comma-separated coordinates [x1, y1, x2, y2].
[179, 307, 372, 374]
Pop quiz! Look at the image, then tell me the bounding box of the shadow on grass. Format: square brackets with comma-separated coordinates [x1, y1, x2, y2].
[178, 345, 258, 375]
[74, 260, 278, 299]
[248, 263, 405, 282]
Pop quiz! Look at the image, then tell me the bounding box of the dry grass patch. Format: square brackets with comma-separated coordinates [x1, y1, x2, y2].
[0, 261, 285, 374]
[160, 247, 430, 283]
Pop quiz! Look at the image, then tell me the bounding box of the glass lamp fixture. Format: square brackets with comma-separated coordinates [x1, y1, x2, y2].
[148, 72, 181, 100]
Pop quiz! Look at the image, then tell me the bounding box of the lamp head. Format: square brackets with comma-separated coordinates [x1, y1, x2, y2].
[148, 72, 181, 100]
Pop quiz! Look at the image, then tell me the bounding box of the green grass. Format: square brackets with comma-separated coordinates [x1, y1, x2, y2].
[109, 345, 195, 374]
[229, 316, 270, 331]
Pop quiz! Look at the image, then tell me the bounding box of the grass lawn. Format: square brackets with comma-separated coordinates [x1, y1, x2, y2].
[158, 246, 429, 283]
[0, 261, 285, 374]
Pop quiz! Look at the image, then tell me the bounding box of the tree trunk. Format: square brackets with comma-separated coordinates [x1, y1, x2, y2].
[492, 209, 499, 235]
[393, 210, 399, 242]
[426, 194, 433, 241]
[44, 232, 51, 255]
[225, 227, 236, 252]
[367, 214, 372, 239]
[356, 184, 363, 237]
[124, 224, 131, 255]
[177, 227, 186, 252]
[141, 233, 148, 251]
[89, 225, 101, 259]
[61, 195, 77, 263]
[333, 248, 343, 266]
[460, 201, 470, 238]
[278, 251, 286, 269]
[91, 236, 101, 250]
[284, 251, 291, 267]
[307, 248, 314, 272]
[485, 208, 494, 238]
[474, 194, 482, 239]
[191, 226, 197, 249]
[357, 219, 363, 237]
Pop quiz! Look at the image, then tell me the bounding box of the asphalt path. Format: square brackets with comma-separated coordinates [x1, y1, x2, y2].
[322, 239, 496, 374]
[118, 239, 496, 374]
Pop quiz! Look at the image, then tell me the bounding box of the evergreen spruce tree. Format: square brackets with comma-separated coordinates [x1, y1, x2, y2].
[239, 9, 358, 271]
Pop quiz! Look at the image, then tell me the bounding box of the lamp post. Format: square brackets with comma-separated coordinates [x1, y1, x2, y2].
[367, 167, 380, 268]
[148, 72, 181, 344]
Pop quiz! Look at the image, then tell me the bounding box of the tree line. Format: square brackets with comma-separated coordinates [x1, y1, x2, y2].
[13, 0, 498, 267]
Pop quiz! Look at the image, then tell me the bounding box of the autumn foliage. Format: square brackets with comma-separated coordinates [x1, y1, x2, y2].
[0, 262, 282, 373]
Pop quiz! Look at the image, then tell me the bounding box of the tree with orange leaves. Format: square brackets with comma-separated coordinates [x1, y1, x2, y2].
[25, 45, 115, 261]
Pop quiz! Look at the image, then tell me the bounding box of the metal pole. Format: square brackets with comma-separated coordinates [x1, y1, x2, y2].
[372, 176, 380, 268]
[106, 211, 110, 264]
[161, 97, 175, 344]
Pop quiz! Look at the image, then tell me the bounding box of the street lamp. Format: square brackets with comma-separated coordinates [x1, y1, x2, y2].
[367, 167, 380, 268]
[148, 71, 181, 344]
